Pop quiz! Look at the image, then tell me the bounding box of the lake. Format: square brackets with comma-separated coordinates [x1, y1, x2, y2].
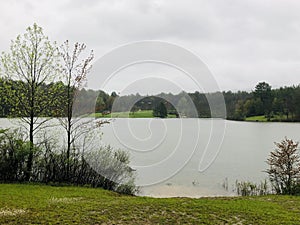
[1, 118, 300, 197]
[100, 118, 300, 197]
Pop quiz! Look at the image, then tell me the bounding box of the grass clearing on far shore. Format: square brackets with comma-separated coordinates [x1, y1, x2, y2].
[245, 115, 290, 122]
[245, 115, 269, 122]
[92, 110, 176, 118]
[0, 184, 300, 224]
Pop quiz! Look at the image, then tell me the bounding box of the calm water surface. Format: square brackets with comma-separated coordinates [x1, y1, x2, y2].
[100, 118, 300, 197]
[1, 118, 300, 197]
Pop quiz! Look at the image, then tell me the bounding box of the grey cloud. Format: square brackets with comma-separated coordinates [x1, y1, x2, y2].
[0, 0, 299, 93]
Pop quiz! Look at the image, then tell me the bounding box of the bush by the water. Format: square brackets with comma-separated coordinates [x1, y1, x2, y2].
[0, 128, 137, 195]
[0, 129, 31, 182]
[266, 137, 300, 195]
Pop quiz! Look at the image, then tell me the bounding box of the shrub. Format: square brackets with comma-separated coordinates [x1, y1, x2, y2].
[266, 137, 300, 195]
[0, 129, 32, 182]
[83, 146, 137, 193]
[0, 129, 137, 195]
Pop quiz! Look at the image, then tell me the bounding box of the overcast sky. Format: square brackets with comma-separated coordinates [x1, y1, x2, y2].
[1, 0, 300, 94]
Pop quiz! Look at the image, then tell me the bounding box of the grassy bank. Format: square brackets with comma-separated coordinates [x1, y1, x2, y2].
[0, 184, 300, 224]
[245, 115, 270, 122]
[245, 115, 299, 122]
[92, 110, 176, 118]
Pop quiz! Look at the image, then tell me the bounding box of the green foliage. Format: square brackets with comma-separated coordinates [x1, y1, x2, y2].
[0, 129, 31, 181]
[153, 102, 168, 118]
[1, 80, 300, 120]
[0, 23, 60, 180]
[0, 23, 59, 118]
[228, 83, 300, 121]
[254, 82, 273, 118]
[95, 82, 300, 120]
[93, 110, 177, 118]
[0, 129, 136, 194]
[0, 24, 137, 194]
[0, 79, 66, 117]
[245, 115, 289, 122]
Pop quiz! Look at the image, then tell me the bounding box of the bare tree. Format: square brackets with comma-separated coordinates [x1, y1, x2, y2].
[266, 137, 300, 194]
[59, 40, 96, 178]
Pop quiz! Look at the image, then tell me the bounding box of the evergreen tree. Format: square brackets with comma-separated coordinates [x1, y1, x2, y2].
[153, 102, 168, 118]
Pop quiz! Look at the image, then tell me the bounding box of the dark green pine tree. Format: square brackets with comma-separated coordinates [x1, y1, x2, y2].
[153, 102, 168, 118]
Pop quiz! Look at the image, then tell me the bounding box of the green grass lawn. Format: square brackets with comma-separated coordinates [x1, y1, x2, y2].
[245, 115, 269, 122]
[92, 110, 176, 118]
[245, 115, 289, 122]
[1, 184, 300, 224]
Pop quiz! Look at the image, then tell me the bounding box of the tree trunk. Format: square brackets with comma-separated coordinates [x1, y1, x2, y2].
[66, 76, 72, 180]
[66, 119, 71, 179]
[26, 115, 34, 181]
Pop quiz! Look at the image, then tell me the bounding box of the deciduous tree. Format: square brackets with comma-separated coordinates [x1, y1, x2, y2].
[0, 23, 59, 180]
[58, 40, 94, 178]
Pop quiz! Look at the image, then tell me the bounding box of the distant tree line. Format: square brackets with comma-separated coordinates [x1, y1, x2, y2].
[111, 92, 211, 118]
[226, 82, 300, 121]
[109, 82, 300, 121]
[1, 80, 300, 121]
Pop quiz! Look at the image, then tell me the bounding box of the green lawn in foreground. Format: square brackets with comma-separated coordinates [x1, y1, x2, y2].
[92, 110, 176, 118]
[0, 184, 300, 224]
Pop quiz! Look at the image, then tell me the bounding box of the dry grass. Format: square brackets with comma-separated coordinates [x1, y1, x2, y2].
[0, 208, 26, 217]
